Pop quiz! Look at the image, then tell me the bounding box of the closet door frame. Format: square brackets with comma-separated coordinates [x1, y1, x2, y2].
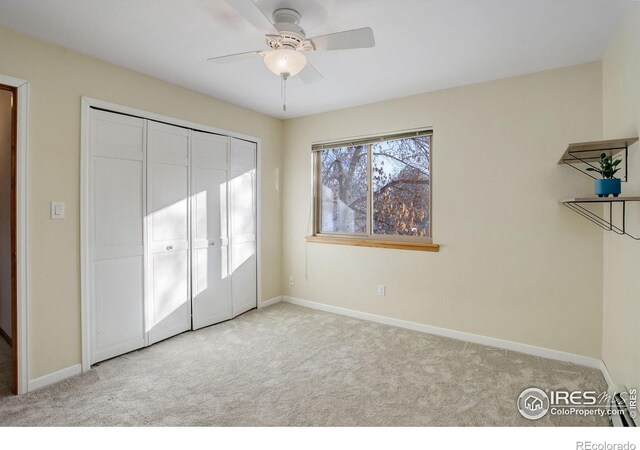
[80, 97, 262, 373]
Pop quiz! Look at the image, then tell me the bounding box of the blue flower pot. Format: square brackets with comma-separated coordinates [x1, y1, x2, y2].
[595, 178, 621, 197]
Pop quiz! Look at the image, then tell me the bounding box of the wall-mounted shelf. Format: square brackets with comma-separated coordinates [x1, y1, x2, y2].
[562, 197, 640, 240]
[558, 137, 638, 182]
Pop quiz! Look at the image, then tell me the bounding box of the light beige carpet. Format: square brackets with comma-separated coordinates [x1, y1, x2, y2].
[0, 303, 609, 426]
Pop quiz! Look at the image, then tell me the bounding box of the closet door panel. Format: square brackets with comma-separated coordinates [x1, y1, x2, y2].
[230, 138, 257, 317]
[91, 111, 146, 160]
[94, 256, 144, 362]
[191, 132, 232, 329]
[90, 109, 146, 364]
[94, 157, 144, 254]
[149, 163, 189, 249]
[147, 121, 191, 344]
[148, 250, 189, 338]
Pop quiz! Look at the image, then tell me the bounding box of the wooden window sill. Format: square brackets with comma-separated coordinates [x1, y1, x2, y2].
[305, 235, 440, 252]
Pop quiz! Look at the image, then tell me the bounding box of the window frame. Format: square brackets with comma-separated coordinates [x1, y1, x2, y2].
[312, 129, 434, 245]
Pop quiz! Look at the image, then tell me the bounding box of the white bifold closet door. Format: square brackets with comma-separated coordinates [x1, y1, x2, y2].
[229, 138, 257, 317]
[190, 134, 258, 327]
[191, 131, 232, 329]
[147, 121, 191, 344]
[88, 108, 257, 365]
[90, 110, 146, 364]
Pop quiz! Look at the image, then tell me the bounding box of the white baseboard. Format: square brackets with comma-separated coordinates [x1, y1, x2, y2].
[28, 364, 82, 392]
[259, 295, 283, 308]
[599, 360, 617, 391]
[283, 296, 604, 370]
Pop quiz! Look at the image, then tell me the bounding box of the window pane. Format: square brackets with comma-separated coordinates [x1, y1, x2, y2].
[320, 146, 368, 234]
[372, 136, 430, 237]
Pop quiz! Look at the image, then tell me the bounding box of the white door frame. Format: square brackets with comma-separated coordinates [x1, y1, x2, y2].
[80, 97, 262, 372]
[0, 74, 29, 394]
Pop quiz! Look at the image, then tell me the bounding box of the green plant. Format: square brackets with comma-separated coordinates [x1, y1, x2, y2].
[586, 153, 622, 179]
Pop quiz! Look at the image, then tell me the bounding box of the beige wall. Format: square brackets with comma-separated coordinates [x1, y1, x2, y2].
[283, 62, 604, 358]
[602, 2, 640, 390]
[0, 27, 284, 379]
[0, 89, 11, 338]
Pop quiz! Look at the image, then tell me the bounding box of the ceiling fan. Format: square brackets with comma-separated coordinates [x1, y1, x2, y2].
[208, 0, 375, 111]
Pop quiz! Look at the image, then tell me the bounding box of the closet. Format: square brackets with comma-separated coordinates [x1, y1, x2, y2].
[88, 108, 257, 364]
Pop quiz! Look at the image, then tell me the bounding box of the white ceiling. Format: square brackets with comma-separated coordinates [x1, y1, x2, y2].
[0, 0, 632, 119]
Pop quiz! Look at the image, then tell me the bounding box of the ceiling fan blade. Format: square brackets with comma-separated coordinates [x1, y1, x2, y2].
[207, 50, 266, 64]
[227, 0, 279, 34]
[308, 27, 375, 51]
[298, 62, 324, 84]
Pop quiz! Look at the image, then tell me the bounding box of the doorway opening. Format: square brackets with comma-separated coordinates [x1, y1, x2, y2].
[0, 83, 17, 395]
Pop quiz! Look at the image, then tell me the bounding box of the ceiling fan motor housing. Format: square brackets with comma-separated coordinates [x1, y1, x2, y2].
[265, 8, 314, 51]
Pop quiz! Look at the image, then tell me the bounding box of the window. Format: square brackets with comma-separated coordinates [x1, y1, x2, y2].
[311, 130, 436, 250]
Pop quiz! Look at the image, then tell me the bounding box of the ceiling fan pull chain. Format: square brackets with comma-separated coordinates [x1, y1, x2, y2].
[281, 73, 289, 112]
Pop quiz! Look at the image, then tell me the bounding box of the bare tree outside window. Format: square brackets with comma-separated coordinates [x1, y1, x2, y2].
[315, 131, 431, 241]
[320, 145, 368, 233]
[372, 137, 430, 237]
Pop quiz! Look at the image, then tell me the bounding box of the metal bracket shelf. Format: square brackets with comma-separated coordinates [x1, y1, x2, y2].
[562, 197, 640, 240]
[558, 137, 638, 182]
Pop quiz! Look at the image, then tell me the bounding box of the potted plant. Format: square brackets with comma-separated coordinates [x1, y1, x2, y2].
[586, 153, 622, 197]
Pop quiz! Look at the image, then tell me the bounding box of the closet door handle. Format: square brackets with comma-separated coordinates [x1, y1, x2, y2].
[166, 245, 174, 251]
[209, 241, 215, 246]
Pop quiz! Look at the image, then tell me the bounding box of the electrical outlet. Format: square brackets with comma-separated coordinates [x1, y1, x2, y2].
[377, 285, 386, 296]
[289, 275, 295, 286]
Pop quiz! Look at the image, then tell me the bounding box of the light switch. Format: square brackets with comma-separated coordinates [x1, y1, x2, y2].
[51, 201, 65, 219]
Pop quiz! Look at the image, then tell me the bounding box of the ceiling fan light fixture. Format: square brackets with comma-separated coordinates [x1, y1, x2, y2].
[264, 48, 307, 77]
